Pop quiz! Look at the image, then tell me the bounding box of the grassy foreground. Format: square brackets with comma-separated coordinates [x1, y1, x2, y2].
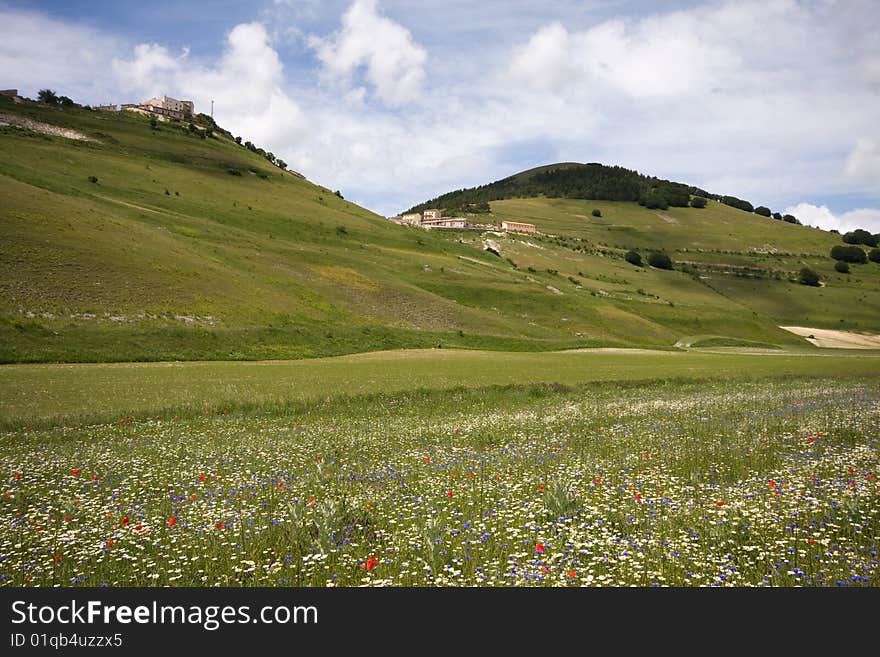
[2, 348, 880, 428]
[1, 376, 877, 587]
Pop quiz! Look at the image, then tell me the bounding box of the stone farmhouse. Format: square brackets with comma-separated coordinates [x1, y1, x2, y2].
[122, 95, 195, 121]
[387, 208, 471, 230]
[501, 220, 536, 234]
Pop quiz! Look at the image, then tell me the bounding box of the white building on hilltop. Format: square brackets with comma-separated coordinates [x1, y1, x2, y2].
[144, 95, 194, 116]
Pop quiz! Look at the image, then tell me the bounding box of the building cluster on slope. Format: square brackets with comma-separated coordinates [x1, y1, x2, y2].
[387, 208, 536, 234]
[120, 95, 196, 121]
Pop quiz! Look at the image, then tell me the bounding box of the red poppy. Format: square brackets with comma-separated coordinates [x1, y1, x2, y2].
[568, 570, 577, 578]
[806, 436, 814, 443]
[643, 452, 650, 459]
[190, 494, 196, 500]
[454, 428, 460, 434]
[106, 540, 114, 547]
[446, 490, 453, 497]
[135, 525, 143, 531]
[364, 504, 372, 510]
[849, 467, 854, 474]
[716, 500, 724, 507]
[14, 473, 21, 480]
[538, 484, 545, 492]
[868, 474, 875, 481]
[215, 522, 224, 530]
[634, 493, 642, 501]
[768, 480, 775, 488]
[72, 469, 80, 477]
[535, 543, 545, 554]
[198, 475, 206, 482]
[807, 538, 816, 544]
[424, 457, 430, 463]
[168, 517, 177, 527]
[64, 515, 72, 521]
[595, 477, 601, 484]
[91, 476, 98, 482]
[366, 556, 378, 571]
[121, 516, 129, 527]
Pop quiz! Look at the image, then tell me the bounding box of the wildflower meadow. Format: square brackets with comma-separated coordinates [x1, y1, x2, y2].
[1, 378, 877, 587]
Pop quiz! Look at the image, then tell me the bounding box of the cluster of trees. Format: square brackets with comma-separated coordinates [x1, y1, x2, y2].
[829, 229, 880, 266]
[623, 249, 673, 270]
[842, 229, 879, 247]
[718, 195, 800, 224]
[37, 88, 75, 107]
[236, 137, 287, 170]
[831, 245, 868, 264]
[406, 163, 701, 214]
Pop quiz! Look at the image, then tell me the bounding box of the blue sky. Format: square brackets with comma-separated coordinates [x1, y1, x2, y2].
[2, 0, 879, 231]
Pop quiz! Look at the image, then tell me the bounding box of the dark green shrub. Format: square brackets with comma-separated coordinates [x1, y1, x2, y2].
[87, 175, 98, 184]
[625, 250, 642, 266]
[834, 260, 850, 273]
[648, 252, 673, 270]
[754, 206, 771, 217]
[591, 209, 601, 217]
[798, 267, 820, 286]
[690, 196, 707, 208]
[830, 245, 867, 263]
[227, 168, 242, 176]
[869, 249, 880, 263]
[842, 229, 879, 247]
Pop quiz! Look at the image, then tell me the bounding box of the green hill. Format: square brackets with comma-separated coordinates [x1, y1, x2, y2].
[1, 97, 878, 363]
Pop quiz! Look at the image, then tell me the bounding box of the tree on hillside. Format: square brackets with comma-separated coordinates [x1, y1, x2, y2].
[722, 196, 754, 213]
[690, 196, 707, 208]
[754, 206, 771, 217]
[782, 214, 800, 224]
[37, 88, 59, 105]
[625, 250, 642, 266]
[772, 212, 782, 220]
[277, 159, 287, 170]
[798, 267, 820, 286]
[842, 229, 879, 247]
[830, 245, 868, 263]
[235, 136, 242, 145]
[592, 208, 602, 217]
[869, 248, 880, 263]
[648, 252, 673, 270]
[834, 260, 850, 273]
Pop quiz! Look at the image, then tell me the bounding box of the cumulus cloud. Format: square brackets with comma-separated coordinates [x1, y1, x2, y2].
[844, 140, 880, 191]
[309, 0, 427, 106]
[0, 8, 121, 102]
[509, 9, 742, 99]
[783, 203, 880, 234]
[112, 22, 308, 148]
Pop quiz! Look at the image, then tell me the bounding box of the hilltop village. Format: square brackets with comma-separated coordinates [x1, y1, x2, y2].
[387, 208, 536, 234]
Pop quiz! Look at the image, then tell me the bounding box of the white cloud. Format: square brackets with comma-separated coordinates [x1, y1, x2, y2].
[309, 0, 427, 106]
[844, 140, 880, 191]
[0, 8, 121, 103]
[783, 203, 880, 234]
[112, 22, 308, 148]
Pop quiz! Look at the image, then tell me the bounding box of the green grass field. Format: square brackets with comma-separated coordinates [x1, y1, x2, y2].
[2, 347, 879, 429]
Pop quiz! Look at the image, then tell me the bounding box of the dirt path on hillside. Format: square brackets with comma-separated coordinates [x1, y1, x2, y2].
[0, 112, 95, 141]
[780, 326, 880, 349]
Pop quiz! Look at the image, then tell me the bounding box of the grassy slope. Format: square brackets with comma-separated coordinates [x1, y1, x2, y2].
[2, 97, 879, 363]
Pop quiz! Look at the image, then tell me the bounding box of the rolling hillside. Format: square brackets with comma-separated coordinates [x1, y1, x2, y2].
[1, 96, 878, 362]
